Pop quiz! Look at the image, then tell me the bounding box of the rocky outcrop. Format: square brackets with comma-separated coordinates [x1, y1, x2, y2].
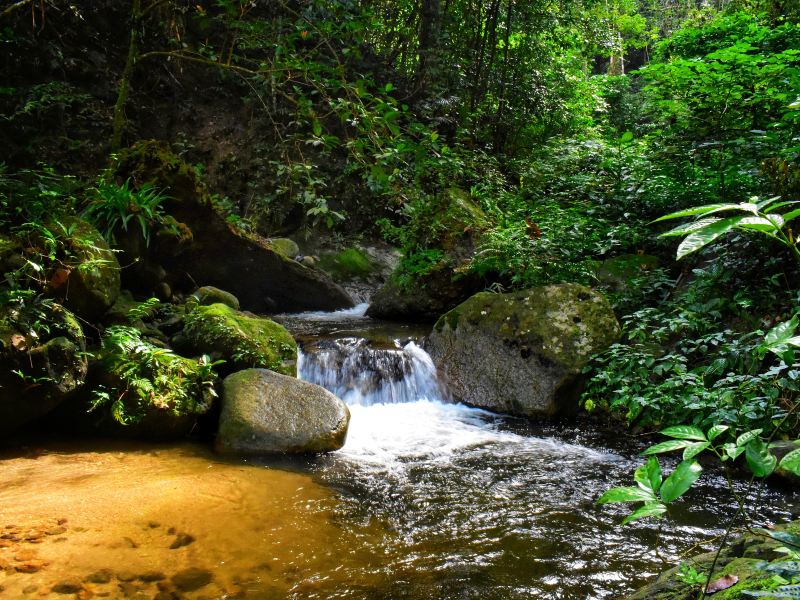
[427, 284, 620, 417]
[627, 521, 800, 600]
[367, 188, 489, 321]
[178, 303, 297, 375]
[47, 217, 120, 321]
[216, 368, 349, 454]
[115, 141, 353, 313]
[0, 302, 88, 435]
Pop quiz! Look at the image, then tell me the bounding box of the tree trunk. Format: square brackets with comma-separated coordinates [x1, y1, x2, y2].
[415, 0, 441, 94]
[111, 0, 142, 150]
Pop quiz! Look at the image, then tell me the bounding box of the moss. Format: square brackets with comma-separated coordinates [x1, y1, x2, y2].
[318, 247, 374, 281]
[435, 284, 620, 373]
[183, 303, 297, 375]
[270, 238, 300, 257]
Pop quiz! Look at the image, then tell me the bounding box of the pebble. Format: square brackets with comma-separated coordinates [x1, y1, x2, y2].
[85, 569, 113, 584]
[117, 571, 137, 582]
[51, 580, 83, 594]
[137, 570, 166, 582]
[171, 567, 213, 591]
[169, 532, 195, 549]
[15, 560, 46, 573]
[22, 584, 38, 594]
[46, 526, 67, 536]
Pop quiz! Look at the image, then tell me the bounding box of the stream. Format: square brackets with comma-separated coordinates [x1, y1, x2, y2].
[0, 304, 798, 599]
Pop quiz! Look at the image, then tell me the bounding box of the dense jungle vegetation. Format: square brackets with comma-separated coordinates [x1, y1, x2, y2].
[1, 0, 800, 593]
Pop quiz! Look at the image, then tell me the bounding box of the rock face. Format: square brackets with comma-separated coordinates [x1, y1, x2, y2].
[179, 303, 297, 375]
[217, 369, 350, 454]
[366, 188, 489, 321]
[427, 284, 620, 417]
[48, 217, 120, 321]
[115, 141, 353, 313]
[0, 303, 88, 434]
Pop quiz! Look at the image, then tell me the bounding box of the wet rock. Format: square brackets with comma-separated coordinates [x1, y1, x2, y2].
[118, 581, 148, 599]
[270, 238, 300, 258]
[217, 368, 350, 454]
[117, 571, 137, 582]
[137, 570, 166, 582]
[51, 580, 83, 594]
[171, 567, 213, 591]
[45, 526, 67, 536]
[85, 569, 114, 584]
[169, 532, 195, 549]
[22, 585, 38, 594]
[427, 284, 620, 418]
[15, 560, 47, 573]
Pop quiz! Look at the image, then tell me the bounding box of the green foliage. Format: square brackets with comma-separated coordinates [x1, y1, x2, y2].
[0, 164, 81, 227]
[92, 325, 218, 425]
[84, 178, 173, 246]
[318, 248, 374, 280]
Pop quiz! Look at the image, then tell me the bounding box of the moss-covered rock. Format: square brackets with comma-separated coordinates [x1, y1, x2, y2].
[189, 286, 240, 310]
[627, 521, 800, 600]
[217, 368, 349, 454]
[180, 303, 297, 375]
[269, 238, 300, 258]
[47, 217, 120, 321]
[0, 302, 88, 435]
[318, 247, 375, 281]
[427, 284, 620, 417]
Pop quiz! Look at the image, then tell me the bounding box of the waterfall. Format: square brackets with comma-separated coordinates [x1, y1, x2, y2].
[298, 338, 446, 406]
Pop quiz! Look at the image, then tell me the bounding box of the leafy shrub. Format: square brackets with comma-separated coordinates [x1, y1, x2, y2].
[91, 325, 218, 425]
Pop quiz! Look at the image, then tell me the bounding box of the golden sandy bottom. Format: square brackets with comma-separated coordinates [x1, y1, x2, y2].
[0, 442, 386, 599]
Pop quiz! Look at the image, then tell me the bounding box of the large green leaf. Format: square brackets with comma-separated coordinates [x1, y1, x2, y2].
[660, 217, 720, 237]
[737, 429, 763, 447]
[738, 215, 781, 232]
[765, 316, 799, 347]
[778, 448, 800, 476]
[683, 441, 710, 461]
[621, 503, 667, 525]
[661, 425, 707, 441]
[676, 216, 744, 260]
[659, 460, 702, 503]
[634, 457, 662, 492]
[782, 208, 800, 223]
[745, 438, 777, 477]
[642, 440, 694, 455]
[707, 425, 729, 441]
[651, 203, 749, 223]
[597, 486, 657, 505]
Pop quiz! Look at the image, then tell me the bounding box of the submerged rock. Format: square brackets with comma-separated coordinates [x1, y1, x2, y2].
[217, 368, 349, 454]
[179, 303, 297, 375]
[0, 303, 88, 435]
[427, 283, 620, 418]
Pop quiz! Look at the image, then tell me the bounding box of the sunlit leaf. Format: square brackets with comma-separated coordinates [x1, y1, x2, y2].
[621, 503, 667, 525]
[661, 425, 707, 441]
[597, 486, 657, 505]
[659, 460, 702, 503]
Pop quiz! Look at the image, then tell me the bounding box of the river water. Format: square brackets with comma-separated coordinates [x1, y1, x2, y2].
[0, 304, 797, 599]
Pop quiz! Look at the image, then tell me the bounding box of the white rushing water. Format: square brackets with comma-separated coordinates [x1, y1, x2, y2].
[298, 338, 621, 470]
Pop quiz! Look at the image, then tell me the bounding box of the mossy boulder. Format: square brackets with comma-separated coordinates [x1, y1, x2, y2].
[627, 520, 800, 600]
[318, 247, 375, 281]
[47, 217, 120, 321]
[427, 283, 620, 417]
[115, 141, 353, 312]
[217, 368, 349, 454]
[269, 238, 300, 258]
[179, 303, 297, 375]
[189, 286, 240, 310]
[0, 302, 88, 435]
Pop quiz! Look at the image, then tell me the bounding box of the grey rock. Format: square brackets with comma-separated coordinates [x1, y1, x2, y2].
[217, 369, 349, 454]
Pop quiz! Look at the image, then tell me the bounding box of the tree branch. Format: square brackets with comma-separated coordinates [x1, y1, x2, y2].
[0, 0, 33, 20]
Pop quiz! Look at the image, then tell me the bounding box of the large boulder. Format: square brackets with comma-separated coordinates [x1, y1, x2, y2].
[115, 141, 353, 313]
[47, 217, 121, 321]
[216, 368, 350, 454]
[0, 302, 88, 435]
[178, 303, 297, 375]
[427, 283, 620, 418]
